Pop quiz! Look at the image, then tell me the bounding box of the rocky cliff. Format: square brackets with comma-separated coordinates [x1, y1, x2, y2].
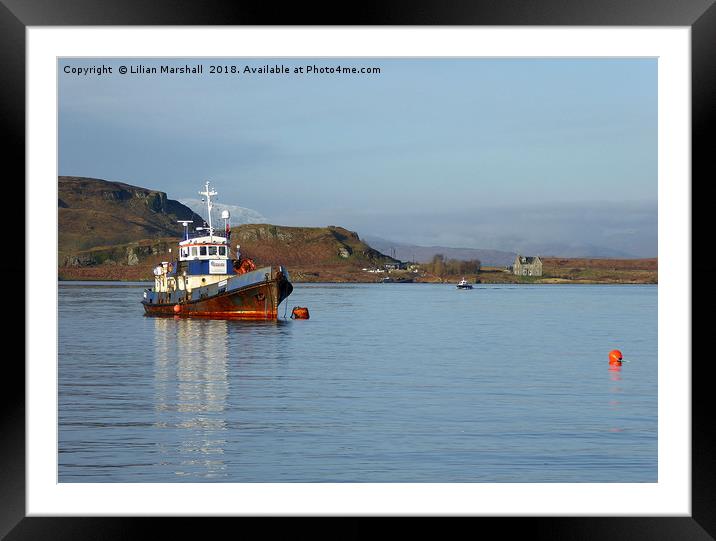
[232, 224, 392, 268]
[58, 176, 204, 266]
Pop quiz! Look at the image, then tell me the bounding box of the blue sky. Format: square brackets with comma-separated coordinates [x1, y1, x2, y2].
[59, 58, 657, 257]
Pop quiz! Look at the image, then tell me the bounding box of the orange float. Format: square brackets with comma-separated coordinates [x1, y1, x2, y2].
[173, 304, 181, 313]
[609, 349, 623, 366]
[291, 306, 310, 319]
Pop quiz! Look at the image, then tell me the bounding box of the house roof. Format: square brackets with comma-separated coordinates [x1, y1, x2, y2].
[516, 255, 541, 264]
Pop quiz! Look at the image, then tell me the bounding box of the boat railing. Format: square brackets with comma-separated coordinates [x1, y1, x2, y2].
[182, 228, 229, 242]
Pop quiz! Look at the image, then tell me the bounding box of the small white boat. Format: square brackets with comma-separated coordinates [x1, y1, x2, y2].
[456, 278, 473, 289]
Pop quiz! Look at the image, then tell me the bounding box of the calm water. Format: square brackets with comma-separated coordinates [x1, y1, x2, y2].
[58, 282, 657, 482]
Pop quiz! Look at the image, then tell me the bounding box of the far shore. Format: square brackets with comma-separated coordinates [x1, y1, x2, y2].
[58, 258, 657, 285]
[58, 274, 657, 285]
[59, 278, 657, 285]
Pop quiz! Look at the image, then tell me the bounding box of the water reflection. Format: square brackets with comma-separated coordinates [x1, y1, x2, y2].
[153, 318, 229, 479]
[152, 317, 293, 479]
[607, 364, 624, 433]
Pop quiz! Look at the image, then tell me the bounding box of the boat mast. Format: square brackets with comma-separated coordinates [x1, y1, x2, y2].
[177, 220, 193, 240]
[199, 181, 217, 241]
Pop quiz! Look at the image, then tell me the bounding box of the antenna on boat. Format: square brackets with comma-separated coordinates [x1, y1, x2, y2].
[199, 181, 218, 241]
[177, 220, 193, 241]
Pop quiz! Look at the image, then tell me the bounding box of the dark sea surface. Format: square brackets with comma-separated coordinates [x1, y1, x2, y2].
[58, 282, 657, 482]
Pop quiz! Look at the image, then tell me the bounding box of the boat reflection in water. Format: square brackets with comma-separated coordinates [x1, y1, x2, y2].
[153, 317, 230, 479]
[151, 316, 292, 479]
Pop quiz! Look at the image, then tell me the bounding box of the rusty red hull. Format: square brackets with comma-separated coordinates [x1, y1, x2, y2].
[142, 276, 293, 320]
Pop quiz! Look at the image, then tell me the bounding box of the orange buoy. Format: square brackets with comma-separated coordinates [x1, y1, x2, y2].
[173, 304, 181, 314]
[609, 349, 623, 365]
[291, 306, 310, 319]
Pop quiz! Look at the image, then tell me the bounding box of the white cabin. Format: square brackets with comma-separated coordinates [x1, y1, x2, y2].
[178, 235, 229, 261]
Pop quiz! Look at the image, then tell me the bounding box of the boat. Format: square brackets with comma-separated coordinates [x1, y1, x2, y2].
[456, 277, 473, 289]
[141, 181, 293, 319]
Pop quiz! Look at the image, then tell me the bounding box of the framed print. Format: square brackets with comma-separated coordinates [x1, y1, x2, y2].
[6, 1, 707, 539]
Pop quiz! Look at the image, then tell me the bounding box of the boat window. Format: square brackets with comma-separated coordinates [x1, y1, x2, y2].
[181, 247, 188, 257]
[219, 246, 226, 256]
[199, 246, 207, 256]
[208, 246, 218, 256]
[190, 246, 198, 257]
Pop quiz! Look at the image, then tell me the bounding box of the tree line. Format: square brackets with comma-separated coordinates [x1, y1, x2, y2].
[421, 254, 481, 277]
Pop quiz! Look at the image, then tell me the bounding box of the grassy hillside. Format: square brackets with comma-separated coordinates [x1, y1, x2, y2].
[539, 257, 657, 283]
[58, 176, 203, 264]
[442, 258, 657, 284]
[233, 224, 395, 277]
[227, 224, 397, 282]
[59, 221, 399, 282]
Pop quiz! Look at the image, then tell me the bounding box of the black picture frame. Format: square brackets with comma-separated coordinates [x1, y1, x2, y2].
[5, 1, 705, 538]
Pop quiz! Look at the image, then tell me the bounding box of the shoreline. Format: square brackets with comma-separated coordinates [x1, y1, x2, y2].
[58, 259, 657, 286]
[58, 277, 657, 285]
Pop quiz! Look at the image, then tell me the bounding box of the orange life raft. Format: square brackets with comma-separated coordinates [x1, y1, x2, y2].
[233, 257, 257, 275]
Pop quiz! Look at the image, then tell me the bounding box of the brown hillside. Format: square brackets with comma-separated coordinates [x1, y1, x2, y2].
[57, 176, 397, 281]
[58, 221, 398, 282]
[232, 224, 393, 269]
[58, 176, 203, 262]
[542, 257, 658, 271]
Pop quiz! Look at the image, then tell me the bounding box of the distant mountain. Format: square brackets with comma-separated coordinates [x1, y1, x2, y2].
[363, 236, 517, 267]
[364, 237, 639, 264]
[178, 198, 267, 228]
[58, 176, 204, 262]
